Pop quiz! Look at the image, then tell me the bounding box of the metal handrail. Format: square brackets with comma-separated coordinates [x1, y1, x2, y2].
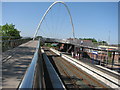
[42, 53, 66, 89]
[18, 39, 43, 89]
[2, 38, 32, 52]
[18, 39, 66, 89]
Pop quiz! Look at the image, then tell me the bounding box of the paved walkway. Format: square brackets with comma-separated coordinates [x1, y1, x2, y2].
[2, 40, 38, 88]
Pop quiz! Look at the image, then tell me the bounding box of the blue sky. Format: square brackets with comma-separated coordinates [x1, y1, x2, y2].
[2, 2, 118, 44]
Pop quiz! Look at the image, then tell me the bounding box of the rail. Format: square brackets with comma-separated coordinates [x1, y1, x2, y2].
[18, 39, 65, 89]
[2, 38, 32, 52]
[42, 52, 65, 89]
[18, 39, 43, 89]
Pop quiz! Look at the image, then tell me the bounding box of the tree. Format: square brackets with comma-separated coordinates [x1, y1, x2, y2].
[0, 25, 2, 36]
[98, 41, 108, 45]
[1, 23, 21, 40]
[79, 38, 97, 43]
[35, 36, 43, 40]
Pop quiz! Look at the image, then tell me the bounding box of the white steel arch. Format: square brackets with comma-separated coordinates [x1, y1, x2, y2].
[33, 1, 75, 40]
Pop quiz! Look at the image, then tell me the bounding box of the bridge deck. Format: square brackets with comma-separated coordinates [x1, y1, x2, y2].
[2, 40, 38, 88]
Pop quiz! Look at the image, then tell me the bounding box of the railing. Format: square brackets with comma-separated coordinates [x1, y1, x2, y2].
[42, 53, 65, 89]
[18, 39, 65, 89]
[73, 51, 120, 72]
[18, 39, 43, 89]
[2, 38, 32, 52]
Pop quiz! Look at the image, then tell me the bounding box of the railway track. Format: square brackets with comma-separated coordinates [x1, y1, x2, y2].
[43, 47, 110, 89]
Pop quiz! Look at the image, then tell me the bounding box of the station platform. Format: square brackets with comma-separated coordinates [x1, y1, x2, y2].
[50, 48, 120, 88]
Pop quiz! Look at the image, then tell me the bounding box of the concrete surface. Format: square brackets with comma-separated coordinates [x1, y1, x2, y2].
[2, 40, 38, 88]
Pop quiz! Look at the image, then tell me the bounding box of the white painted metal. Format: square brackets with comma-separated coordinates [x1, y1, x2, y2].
[33, 1, 75, 40]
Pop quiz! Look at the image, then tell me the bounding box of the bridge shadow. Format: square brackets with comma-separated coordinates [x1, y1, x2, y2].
[62, 75, 83, 81]
[48, 55, 59, 57]
[47, 55, 91, 89]
[44, 49, 49, 52]
[60, 75, 97, 89]
[47, 53, 106, 89]
[2, 45, 36, 88]
[47, 55, 67, 87]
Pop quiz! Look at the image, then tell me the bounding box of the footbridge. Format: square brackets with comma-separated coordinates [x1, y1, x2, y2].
[2, 1, 120, 89]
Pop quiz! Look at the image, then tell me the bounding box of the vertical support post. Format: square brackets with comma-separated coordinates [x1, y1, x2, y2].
[81, 47, 84, 59]
[66, 44, 69, 53]
[101, 51, 103, 65]
[100, 50, 102, 66]
[106, 50, 109, 66]
[81, 47, 84, 51]
[111, 51, 115, 69]
[78, 47, 80, 60]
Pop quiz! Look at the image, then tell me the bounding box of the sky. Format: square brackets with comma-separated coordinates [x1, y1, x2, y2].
[2, 2, 118, 44]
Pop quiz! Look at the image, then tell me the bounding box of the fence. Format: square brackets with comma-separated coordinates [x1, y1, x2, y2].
[81, 50, 120, 72]
[1, 38, 32, 52]
[69, 46, 120, 72]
